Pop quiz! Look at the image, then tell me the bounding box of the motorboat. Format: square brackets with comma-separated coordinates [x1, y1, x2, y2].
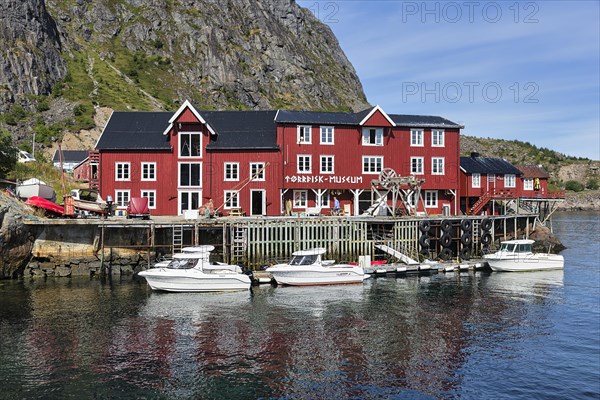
[484, 239, 564, 272]
[16, 178, 56, 201]
[266, 248, 369, 286]
[138, 245, 252, 292]
[25, 196, 64, 215]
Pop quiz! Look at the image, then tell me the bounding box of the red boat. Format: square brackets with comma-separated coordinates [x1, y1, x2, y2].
[25, 196, 64, 216]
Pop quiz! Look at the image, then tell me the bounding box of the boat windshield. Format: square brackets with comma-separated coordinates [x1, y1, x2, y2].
[166, 258, 196, 269]
[500, 243, 516, 252]
[289, 254, 318, 266]
[517, 243, 532, 253]
[500, 243, 532, 253]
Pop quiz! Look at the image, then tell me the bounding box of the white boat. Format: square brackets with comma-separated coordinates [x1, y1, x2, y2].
[138, 245, 252, 292]
[266, 248, 369, 286]
[484, 239, 564, 272]
[16, 178, 56, 201]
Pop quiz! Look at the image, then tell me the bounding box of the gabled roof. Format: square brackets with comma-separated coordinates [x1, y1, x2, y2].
[96, 112, 173, 150]
[516, 165, 550, 178]
[460, 156, 522, 175]
[163, 100, 216, 136]
[358, 105, 396, 126]
[52, 150, 89, 163]
[204, 110, 279, 150]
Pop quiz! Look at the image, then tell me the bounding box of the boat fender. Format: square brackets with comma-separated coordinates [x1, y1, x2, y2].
[460, 232, 472, 246]
[481, 218, 493, 232]
[460, 248, 471, 260]
[460, 219, 472, 232]
[439, 248, 453, 260]
[419, 220, 431, 233]
[440, 233, 452, 248]
[481, 232, 492, 245]
[419, 234, 431, 249]
[440, 219, 453, 232]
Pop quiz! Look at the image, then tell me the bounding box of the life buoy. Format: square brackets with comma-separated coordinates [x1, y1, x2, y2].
[439, 248, 453, 260]
[460, 247, 471, 260]
[441, 219, 452, 232]
[481, 232, 492, 245]
[419, 220, 431, 233]
[461, 232, 472, 246]
[460, 219, 472, 232]
[481, 218, 492, 232]
[419, 234, 430, 249]
[440, 233, 452, 247]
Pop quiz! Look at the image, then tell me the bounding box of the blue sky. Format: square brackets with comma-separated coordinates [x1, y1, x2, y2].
[298, 0, 600, 160]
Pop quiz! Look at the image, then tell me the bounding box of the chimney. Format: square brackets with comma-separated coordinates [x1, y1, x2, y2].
[470, 152, 480, 158]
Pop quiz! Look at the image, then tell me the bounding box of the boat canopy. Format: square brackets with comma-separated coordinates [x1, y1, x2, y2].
[292, 248, 326, 256]
[499, 239, 534, 253]
[182, 245, 215, 253]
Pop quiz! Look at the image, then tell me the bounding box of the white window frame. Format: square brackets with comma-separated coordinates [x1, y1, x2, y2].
[411, 129, 424, 147]
[297, 155, 312, 174]
[505, 174, 516, 188]
[424, 190, 438, 208]
[179, 131, 202, 158]
[115, 162, 130, 181]
[115, 190, 130, 209]
[320, 126, 334, 145]
[250, 162, 265, 181]
[362, 127, 383, 146]
[178, 162, 202, 188]
[472, 173, 481, 188]
[362, 156, 383, 174]
[432, 157, 445, 175]
[141, 190, 156, 209]
[320, 155, 334, 174]
[432, 129, 445, 147]
[293, 190, 308, 208]
[523, 178, 534, 191]
[224, 190, 239, 209]
[224, 162, 239, 182]
[141, 162, 156, 181]
[411, 157, 424, 175]
[488, 174, 495, 183]
[297, 125, 312, 144]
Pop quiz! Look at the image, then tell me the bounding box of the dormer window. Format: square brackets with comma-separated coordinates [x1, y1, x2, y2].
[362, 127, 383, 146]
[297, 125, 312, 144]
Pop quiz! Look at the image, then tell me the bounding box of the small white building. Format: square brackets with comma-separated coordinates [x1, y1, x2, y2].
[52, 150, 89, 173]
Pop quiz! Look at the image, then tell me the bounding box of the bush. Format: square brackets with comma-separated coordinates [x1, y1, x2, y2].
[587, 179, 599, 190]
[565, 180, 584, 192]
[0, 129, 17, 177]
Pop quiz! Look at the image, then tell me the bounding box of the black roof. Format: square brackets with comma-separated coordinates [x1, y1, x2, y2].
[52, 150, 89, 163]
[96, 112, 173, 150]
[461, 156, 522, 175]
[389, 114, 463, 128]
[204, 110, 279, 150]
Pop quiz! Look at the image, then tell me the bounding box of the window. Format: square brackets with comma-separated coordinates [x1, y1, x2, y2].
[425, 190, 438, 208]
[115, 162, 130, 181]
[179, 163, 202, 187]
[250, 162, 265, 181]
[297, 155, 312, 174]
[411, 129, 424, 146]
[524, 178, 533, 190]
[406, 191, 418, 208]
[293, 190, 308, 208]
[432, 129, 445, 147]
[362, 156, 383, 174]
[320, 155, 334, 174]
[320, 126, 334, 144]
[224, 162, 239, 181]
[115, 190, 130, 208]
[141, 162, 156, 181]
[432, 157, 445, 175]
[297, 125, 312, 144]
[224, 191, 239, 209]
[411, 157, 424, 175]
[472, 173, 481, 188]
[320, 192, 330, 208]
[505, 174, 516, 188]
[179, 132, 202, 157]
[141, 190, 156, 209]
[362, 127, 383, 146]
[488, 174, 495, 183]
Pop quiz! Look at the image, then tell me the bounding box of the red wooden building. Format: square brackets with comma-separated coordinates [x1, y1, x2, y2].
[92, 101, 464, 216]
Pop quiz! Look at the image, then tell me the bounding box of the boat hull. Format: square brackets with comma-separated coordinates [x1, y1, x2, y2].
[267, 265, 368, 286]
[16, 180, 55, 201]
[138, 268, 251, 292]
[485, 254, 564, 272]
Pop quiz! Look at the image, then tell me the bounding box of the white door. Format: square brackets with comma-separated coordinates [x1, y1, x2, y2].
[178, 191, 202, 215]
[250, 190, 266, 216]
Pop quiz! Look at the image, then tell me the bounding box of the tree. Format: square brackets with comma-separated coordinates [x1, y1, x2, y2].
[0, 129, 18, 178]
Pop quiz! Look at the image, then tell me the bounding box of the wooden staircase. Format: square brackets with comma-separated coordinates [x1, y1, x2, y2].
[469, 190, 492, 215]
[89, 150, 100, 191]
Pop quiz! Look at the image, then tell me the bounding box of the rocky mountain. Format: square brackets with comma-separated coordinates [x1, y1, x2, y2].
[0, 0, 369, 153]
